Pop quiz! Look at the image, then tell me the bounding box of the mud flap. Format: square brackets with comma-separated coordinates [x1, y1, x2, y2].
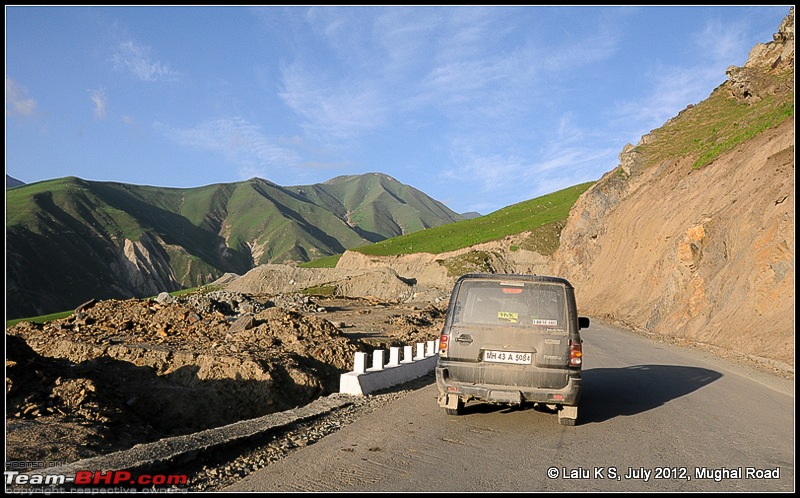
[440, 394, 461, 409]
[558, 405, 578, 421]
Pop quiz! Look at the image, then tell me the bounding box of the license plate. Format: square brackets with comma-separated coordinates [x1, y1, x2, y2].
[483, 350, 532, 365]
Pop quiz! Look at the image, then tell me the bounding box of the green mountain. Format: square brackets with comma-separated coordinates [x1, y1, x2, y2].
[5, 173, 465, 319]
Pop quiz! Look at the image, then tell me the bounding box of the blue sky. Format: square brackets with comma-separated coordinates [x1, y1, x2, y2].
[5, 5, 791, 215]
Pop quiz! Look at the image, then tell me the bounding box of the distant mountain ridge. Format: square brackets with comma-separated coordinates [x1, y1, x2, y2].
[6, 174, 25, 188]
[5, 173, 466, 319]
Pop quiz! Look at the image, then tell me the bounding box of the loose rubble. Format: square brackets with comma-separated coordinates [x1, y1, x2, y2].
[5, 289, 445, 486]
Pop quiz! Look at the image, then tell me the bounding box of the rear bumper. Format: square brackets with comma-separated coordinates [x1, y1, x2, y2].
[435, 365, 581, 407]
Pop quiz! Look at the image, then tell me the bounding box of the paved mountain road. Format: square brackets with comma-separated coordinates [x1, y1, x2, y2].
[225, 320, 794, 492]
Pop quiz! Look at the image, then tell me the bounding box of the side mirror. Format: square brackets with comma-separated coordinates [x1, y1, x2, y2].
[578, 316, 590, 330]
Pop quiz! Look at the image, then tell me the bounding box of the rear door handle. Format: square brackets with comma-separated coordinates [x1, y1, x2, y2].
[455, 334, 473, 344]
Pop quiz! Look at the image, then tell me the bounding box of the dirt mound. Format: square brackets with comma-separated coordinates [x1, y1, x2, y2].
[5, 292, 379, 464]
[5, 289, 447, 466]
[334, 233, 552, 294]
[223, 264, 418, 302]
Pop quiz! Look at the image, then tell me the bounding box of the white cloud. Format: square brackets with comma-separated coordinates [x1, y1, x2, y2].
[90, 89, 107, 119]
[535, 29, 620, 74]
[112, 40, 180, 82]
[154, 117, 301, 170]
[423, 59, 503, 97]
[440, 115, 615, 213]
[279, 63, 388, 141]
[442, 137, 527, 195]
[612, 59, 723, 144]
[695, 18, 752, 66]
[372, 9, 442, 74]
[5, 77, 37, 117]
[286, 7, 540, 138]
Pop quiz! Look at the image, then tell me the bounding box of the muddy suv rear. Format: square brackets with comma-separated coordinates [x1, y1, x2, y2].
[435, 274, 589, 425]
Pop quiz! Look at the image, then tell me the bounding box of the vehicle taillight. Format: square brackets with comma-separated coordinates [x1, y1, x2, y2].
[569, 340, 582, 367]
[439, 334, 449, 356]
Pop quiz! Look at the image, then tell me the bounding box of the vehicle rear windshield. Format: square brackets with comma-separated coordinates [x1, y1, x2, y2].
[452, 280, 567, 330]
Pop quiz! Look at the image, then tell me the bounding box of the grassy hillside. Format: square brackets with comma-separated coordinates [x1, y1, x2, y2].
[6, 173, 465, 319]
[300, 182, 594, 268]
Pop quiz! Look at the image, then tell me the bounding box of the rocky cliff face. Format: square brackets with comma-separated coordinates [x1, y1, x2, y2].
[554, 120, 793, 366]
[112, 233, 182, 297]
[553, 8, 794, 368]
[727, 7, 794, 104]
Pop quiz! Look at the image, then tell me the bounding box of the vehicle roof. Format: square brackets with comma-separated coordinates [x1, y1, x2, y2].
[456, 273, 574, 289]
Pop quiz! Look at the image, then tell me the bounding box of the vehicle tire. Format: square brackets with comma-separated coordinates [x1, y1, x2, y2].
[445, 399, 464, 416]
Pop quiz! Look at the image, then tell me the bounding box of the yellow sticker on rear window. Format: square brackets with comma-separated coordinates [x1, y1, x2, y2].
[498, 311, 518, 323]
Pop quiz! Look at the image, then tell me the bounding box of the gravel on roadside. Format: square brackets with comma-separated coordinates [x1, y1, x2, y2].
[179, 373, 436, 492]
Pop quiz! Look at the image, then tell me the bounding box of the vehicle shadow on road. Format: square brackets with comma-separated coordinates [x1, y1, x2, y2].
[579, 364, 722, 424]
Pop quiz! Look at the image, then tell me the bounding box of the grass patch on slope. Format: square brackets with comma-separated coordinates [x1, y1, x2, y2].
[637, 71, 793, 171]
[6, 311, 73, 328]
[300, 182, 593, 266]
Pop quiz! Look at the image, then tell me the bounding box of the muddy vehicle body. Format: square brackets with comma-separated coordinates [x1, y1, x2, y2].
[435, 273, 590, 425]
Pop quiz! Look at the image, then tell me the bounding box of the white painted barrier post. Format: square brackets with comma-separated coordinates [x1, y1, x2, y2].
[401, 345, 413, 364]
[353, 352, 368, 374]
[388, 347, 400, 367]
[369, 349, 385, 371]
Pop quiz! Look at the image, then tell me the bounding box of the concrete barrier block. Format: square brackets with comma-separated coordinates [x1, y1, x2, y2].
[339, 341, 438, 396]
[339, 371, 365, 395]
